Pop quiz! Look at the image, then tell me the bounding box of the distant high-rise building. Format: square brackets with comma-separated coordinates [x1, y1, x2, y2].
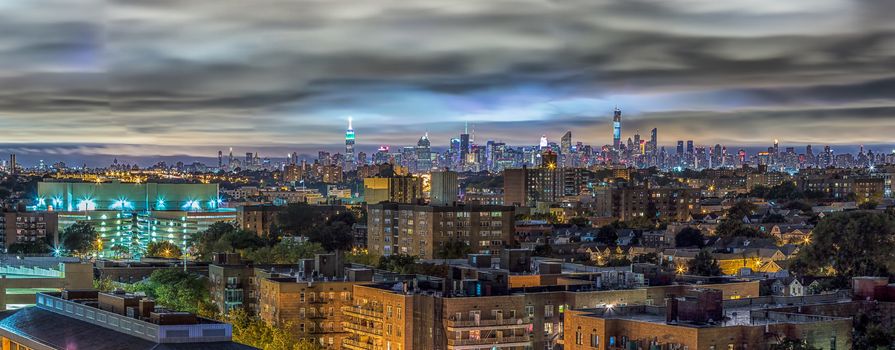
[676, 141, 684, 157]
[460, 122, 470, 165]
[217, 150, 223, 169]
[539, 135, 548, 149]
[561, 131, 572, 154]
[8, 154, 16, 175]
[429, 171, 459, 206]
[415, 133, 432, 172]
[650, 128, 657, 152]
[612, 107, 622, 149]
[712, 144, 723, 168]
[633, 131, 641, 155]
[345, 117, 356, 171]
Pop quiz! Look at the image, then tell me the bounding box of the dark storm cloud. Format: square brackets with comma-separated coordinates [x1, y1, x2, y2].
[0, 0, 893, 162]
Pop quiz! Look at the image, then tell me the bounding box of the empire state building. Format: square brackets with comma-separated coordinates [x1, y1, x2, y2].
[345, 117, 356, 171]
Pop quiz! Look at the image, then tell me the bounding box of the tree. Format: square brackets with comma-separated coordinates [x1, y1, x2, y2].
[223, 308, 324, 350]
[715, 219, 768, 240]
[146, 241, 182, 258]
[770, 338, 820, 350]
[763, 213, 786, 223]
[191, 222, 265, 260]
[568, 217, 590, 227]
[726, 200, 757, 220]
[60, 222, 97, 256]
[8, 239, 52, 254]
[792, 211, 895, 279]
[783, 201, 813, 213]
[533, 244, 553, 257]
[377, 254, 418, 274]
[859, 201, 879, 210]
[344, 249, 378, 266]
[596, 225, 618, 246]
[632, 252, 660, 265]
[435, 239, 471, 259]
[309, 221, 353, 251]
[246, 240, 325, 264]
[134, 269, 211, 314]
[675, 227, 705, 248]
[688, 250, 722, 276]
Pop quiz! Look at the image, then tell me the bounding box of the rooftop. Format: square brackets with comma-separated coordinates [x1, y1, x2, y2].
[0, 307, 254, 350]
[574, 294, 852, 328]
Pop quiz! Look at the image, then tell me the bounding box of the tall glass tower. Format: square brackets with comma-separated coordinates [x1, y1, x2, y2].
[345, 117, 356, 170]
[612, 107, 622, 149]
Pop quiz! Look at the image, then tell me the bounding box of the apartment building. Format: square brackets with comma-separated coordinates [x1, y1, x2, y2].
[366, 203, 515, 258]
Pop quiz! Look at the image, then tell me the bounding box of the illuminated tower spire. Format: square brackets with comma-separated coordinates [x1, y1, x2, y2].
[612, 106, 622, 149]
[345, 117, 356, 171]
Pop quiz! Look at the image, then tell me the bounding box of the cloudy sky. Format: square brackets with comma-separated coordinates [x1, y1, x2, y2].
[1, 0, 894, 165]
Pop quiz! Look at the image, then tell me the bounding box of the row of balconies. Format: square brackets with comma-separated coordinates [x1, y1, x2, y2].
[342, 305, 384, 319]
[445, 317, 530, 329]
[446, 335, 531, 347]
[342, 322, 383, 336]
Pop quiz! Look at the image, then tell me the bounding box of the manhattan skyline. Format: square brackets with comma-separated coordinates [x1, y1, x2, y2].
[1, 0, 893, 164]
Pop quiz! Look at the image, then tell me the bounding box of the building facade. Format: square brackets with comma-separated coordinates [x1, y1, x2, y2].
[366, 203, 515, 258]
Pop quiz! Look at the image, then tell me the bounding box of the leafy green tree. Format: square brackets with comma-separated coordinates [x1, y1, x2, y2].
[793, 211, 895, 279]
[726, 200, 757, 220]
[675, 227, 705, 248]
[783, 201, 813, 213]
[344, 249, 378, 266]
[770, 338, 820, 350]
[192, 222, 265, 260]
[134, 269, 211, 314]
[223, 308, 324, 350]
[308, 221, 353, 251]
[146, 241, 182, 258]
[596, 225, 618, 246]
[533, 244, 553, 257]
[93, 276, 117, 292]
[435, 238, 471, 259]
[377, 254, 418, 274]
[246, 240, 325, 264]
[8, 239, 52, 254]
[859, 201, 879, 210]
[568, 217, 590, 227]
[632, 252, 660, 264]
[60, 222, 97, 256]
[604, 255, 632, 267]
[688, 250, 722, 276]
[763, 213, 786, 223]
[715, 219, 768, 240]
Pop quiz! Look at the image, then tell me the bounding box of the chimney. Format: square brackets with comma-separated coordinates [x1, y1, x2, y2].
[139, 299, 156, 318]
[665, 295, 678, 323]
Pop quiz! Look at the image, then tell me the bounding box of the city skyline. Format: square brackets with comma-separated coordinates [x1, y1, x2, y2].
[1, 0, 893, 164]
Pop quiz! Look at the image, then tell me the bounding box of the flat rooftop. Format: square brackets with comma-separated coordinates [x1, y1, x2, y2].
[576, 297, 852, 328]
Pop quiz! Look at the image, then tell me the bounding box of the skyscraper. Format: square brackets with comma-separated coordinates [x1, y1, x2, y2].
[217, 150, 223, 169]
[561, 131, 572, 153]
[650, 128, 657, 153]
[459, 124, 471, 167]
[560, 131, 572, 167]
[415, 132, 431, 172]
[345, 117, 356, 171]
[612, 107, 622, 149]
